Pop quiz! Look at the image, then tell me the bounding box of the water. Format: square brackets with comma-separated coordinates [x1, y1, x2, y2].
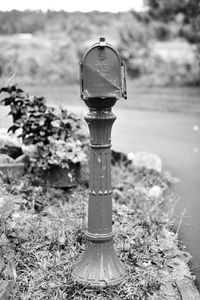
[112, 107, 200, 288]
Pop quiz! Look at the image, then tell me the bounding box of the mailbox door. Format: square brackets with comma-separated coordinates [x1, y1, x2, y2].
[81, 45, 122, 100]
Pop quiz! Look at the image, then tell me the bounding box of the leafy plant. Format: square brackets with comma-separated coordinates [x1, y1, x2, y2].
[0, 84, 88, 175]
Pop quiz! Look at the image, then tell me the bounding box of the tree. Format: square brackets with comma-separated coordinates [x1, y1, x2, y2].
[145, 0, 200, 84]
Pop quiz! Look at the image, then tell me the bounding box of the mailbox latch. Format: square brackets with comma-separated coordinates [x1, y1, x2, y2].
[99, 37, 106, 47]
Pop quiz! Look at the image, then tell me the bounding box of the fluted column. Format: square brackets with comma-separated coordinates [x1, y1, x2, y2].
[86, 108, 115, 239]
[71, 107, 126, 287]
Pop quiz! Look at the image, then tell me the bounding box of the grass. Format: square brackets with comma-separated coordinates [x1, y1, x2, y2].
[0, 164, 181, 299]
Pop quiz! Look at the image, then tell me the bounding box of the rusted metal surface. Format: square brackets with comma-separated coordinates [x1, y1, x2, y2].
[72, 109, 126, 287]
[80, 37, 127, 101]
[72, 38, 127, 287]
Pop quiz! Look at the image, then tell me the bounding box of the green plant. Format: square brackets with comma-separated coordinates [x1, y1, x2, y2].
[0, 84, 88, 175]
[0, 162, 182, 299]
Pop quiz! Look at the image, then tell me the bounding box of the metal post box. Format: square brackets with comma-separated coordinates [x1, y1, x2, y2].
[72, 37, 127, 287]
[80, 37, 127, 108]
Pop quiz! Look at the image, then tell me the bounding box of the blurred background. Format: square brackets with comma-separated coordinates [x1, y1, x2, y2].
[0, 0, 199, 88]
[0, 0, 200, 290]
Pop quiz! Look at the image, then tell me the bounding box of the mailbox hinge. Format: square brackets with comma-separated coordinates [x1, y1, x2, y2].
[121, 61, 127, 99]
[80, 62, 84, 99]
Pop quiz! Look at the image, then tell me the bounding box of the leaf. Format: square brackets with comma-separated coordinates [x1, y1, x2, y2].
[0, 85, 16, 94]
[51, 120, 60, 128]
[24, 136, 34, 145]
[31, 112, 42, 117]
[0, 97, 14, 106]
[16, 88, 24, 93]
[0, 87, 9, 94]
[7, 125, 20, 133]
[39, 120, 45, 126]
[13, 114, 22, 123]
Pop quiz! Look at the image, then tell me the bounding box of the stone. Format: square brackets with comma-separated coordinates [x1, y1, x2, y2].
[0, 131, 22, 159]
[163, 171, 181, 185]
[0, 154, 14, 164]
[127, 152, 135, 160]
[0, 132, 21, 148]
[0, 145, 23, 159]
[111, 150, 129, 165]
[148, 185, 163, 198]
[132, 151, 162, 172]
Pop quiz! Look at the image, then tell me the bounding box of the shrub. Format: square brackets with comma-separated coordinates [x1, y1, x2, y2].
[0, 84, 88, 176]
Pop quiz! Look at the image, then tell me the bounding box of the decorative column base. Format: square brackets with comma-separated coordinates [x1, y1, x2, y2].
[71, 238, 126, 287]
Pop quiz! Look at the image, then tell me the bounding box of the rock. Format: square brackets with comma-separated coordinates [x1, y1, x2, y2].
[132, 151, 162, 172]
[0, 131, 22, 159]
[127, 152, 135, 160]
[148, 185, 163, 198]
[0, 145, 23, 159]
[111, 150, 129, 165]
[0, 132, 21, 148]
[0, 154, 15, 164]
[163, 171, 181, 185]
[22, 144, 38, 157]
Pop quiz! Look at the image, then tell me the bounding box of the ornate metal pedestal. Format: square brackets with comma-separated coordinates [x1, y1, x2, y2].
[71, 108, 126, 287]
[71, 37, 127, 287]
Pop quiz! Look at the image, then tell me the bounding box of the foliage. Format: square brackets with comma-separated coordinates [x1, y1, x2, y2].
[35, 138, 87, 171]
[145, 0, 200, 44]
[0, 9, 198, 85]
[145, 0, 200, 84]
[0, 84, 88, 173]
